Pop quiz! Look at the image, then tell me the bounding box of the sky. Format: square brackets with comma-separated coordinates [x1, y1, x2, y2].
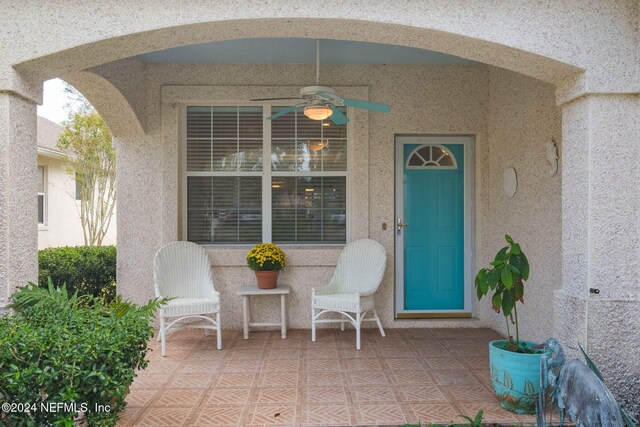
[37, 78, 72, 124]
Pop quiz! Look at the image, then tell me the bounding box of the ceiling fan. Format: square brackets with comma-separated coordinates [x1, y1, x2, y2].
[250, 40, 391, 125]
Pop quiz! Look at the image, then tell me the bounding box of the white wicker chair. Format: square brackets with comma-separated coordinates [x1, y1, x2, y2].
[153, 241, 221, 356]
[311, 239, 387, 350]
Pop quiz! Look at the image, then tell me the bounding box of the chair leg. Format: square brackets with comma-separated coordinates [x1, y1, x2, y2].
[159, 316, 167, 357]
[216, 312, 222, 350]
[311, 307, 316, 342]
[373, 309, 386, 337]
[356, 312, 362, 350]
[340, 321, 345, 332]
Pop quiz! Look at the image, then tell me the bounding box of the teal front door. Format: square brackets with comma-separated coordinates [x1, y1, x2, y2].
[395, 136, 472, 316]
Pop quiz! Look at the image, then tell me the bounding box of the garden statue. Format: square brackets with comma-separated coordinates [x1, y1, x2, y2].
[537, 338, 629, 427]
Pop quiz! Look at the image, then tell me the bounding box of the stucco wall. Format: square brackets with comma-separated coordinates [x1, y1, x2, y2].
[557, 94, 640, 417]
[113, 63, 490, 329]
[37, 156, 117, 249]
[482, 68, 563, 343]
[113, 62, 562, 335]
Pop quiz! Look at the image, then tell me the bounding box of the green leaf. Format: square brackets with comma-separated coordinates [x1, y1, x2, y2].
[458, 414, 473, 426]
[507, 263, 520, 274]
[501, 267, 513, 289]
[505, 234, 514, 245]
[578, 343, 604, 382]
[475, 269, 486, 288]
[510, 253, 522, 271]
[502, 291, 514, 317]
[475, 270, 490, 299]
[520, 252, 530, 280]
[488, 268, 501, 290]
[513, 281, 524, 303]
[474, 410, 484, 425]
[480, 278, 489, 296]
[491, 292, 502, 313]
[511, 243, 521, 255]
[621, 409, 639, 427]
[494, 246, 509, 263]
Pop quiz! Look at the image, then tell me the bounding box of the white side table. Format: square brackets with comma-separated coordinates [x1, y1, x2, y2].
[236, 285, 291, 339]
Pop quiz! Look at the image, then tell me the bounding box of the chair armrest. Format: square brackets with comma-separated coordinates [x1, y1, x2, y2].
[356, 288, 378, 297]
[313, 284, 338, 296]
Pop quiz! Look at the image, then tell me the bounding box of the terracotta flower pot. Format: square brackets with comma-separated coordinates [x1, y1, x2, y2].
[255, 270, 279, 289]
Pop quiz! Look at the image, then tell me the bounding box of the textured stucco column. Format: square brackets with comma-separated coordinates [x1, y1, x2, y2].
[114, 134, 163, 305]
[0, 92, 38, 311]
[556, 93, 640, 415]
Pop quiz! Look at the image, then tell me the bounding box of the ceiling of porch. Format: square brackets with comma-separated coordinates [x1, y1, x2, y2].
[139, 38, 477, 65]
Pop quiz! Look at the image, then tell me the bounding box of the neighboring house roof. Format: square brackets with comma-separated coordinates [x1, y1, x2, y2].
[37, 116, 65, 158]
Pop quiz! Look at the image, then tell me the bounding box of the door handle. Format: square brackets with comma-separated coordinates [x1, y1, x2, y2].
[397, 218, 409, 232]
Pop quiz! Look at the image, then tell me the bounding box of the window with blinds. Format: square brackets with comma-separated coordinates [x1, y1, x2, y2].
[271, 108, 347, 243]
[185, 105, 347, 245]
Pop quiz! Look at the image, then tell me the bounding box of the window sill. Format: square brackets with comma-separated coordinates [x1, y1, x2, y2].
[202, 244, 344, 267]
[199, 243, 345, 250]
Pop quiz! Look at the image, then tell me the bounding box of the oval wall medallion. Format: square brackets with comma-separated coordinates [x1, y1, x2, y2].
[503, 168, 517, 198]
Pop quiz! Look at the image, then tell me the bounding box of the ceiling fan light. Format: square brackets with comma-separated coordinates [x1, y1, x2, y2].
[308, 139, 328, 151]
[304, 105, 333, 121]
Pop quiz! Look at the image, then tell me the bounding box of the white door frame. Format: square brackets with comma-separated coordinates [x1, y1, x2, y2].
[394, 135, 475, 317]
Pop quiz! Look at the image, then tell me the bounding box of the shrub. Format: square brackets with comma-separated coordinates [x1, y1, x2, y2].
[0, 281, 162, 427]
[38, 245, 117, 302]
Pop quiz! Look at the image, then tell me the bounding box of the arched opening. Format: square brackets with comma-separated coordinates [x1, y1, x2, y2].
[11, 18, 582, 142]
[17, 18, 581, 85]
[36, 78, 118, 250]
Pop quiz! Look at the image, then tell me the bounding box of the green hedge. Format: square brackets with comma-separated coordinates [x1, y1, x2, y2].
[0, 282, 162, 427]
[38, 245, 116, 302]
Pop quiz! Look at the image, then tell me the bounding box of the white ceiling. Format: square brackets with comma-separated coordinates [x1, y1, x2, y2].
[140, 38, 476, 65]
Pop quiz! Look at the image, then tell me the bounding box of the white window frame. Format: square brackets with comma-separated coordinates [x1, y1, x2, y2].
[37, 165, 47, 226]
[181, 103, 350, 246]
[75, 171, 82, 202]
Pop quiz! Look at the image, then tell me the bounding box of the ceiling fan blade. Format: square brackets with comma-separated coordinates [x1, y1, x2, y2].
[341, 98, 391, 113]
[267, 105, 299, 120]
[250, 97, 305, 101]
[329, 105, 349, 125]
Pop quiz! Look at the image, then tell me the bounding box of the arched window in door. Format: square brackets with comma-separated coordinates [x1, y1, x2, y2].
[406, 145, 457, 169]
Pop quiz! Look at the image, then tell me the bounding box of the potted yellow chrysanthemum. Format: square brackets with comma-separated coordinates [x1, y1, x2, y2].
[246, 243, 286, 289]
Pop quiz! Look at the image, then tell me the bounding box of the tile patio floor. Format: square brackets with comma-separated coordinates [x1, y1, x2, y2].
[119, 328, 539, 426]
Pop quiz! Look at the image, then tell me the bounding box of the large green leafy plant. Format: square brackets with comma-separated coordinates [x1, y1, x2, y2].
[0, 280, 163, 426]
[475, 235, 530, 352]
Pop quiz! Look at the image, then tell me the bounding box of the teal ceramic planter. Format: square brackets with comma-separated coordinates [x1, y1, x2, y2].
[489, 340, 548, 415]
